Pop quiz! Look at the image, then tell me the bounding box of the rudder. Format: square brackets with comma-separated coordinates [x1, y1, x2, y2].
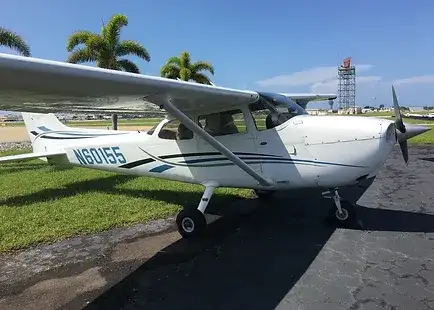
[21, 112, 131, 153]
[22, 112, 69, 145]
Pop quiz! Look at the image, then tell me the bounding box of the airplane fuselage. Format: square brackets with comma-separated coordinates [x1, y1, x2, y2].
[39, 114, 397, 191]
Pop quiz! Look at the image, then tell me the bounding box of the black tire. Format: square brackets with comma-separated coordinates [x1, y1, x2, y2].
[335, 207, 350, 221]
[176, 208, 207, 238]
[327, 199, 357, 227]
[254, 189, 275, 199]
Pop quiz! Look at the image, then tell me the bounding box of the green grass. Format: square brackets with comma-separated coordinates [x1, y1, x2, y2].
[350, 111, 394, 117]
[405, 127, 434, 144]
[0, 148, 253, 253]
[1, 113, 434, 253]
[354, 115, 434, 144]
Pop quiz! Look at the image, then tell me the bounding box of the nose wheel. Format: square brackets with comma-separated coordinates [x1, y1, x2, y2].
[335, 206, 349, 221]
[323, 189, 356, 226]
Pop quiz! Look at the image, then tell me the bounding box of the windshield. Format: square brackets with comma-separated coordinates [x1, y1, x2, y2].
[146, 122, 159, 135]
[249, 92, 307, 128]
[258, 92, 308, 116]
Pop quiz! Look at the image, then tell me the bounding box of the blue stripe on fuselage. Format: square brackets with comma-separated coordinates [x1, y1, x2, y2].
[144, 155, 367, 174]
[149, 164, 174, 173]
[180, 156, 365, 168]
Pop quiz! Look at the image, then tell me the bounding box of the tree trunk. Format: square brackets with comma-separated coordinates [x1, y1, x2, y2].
[112, 113, 118, 130]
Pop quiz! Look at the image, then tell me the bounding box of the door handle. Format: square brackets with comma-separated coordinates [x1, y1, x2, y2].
[260, 141, 267, 145]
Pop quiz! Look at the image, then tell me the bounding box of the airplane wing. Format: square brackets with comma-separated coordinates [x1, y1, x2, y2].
[0, 151, 66, 163]
[0, 53, 258, 113]
[0, 53, 273, 186]
[280, 93, 337, 109]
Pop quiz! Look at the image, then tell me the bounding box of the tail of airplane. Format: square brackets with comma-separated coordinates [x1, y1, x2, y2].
[19, 112, 81, 161]
[0, 112, 72, 164]
[21, 112, 90, 154]
[21, 112, 131, 152]
[22, 112, 70, 145]
[0, 112, 131, 164]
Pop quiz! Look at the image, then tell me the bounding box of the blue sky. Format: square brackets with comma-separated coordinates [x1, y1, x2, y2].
[1, 0, 434, 108]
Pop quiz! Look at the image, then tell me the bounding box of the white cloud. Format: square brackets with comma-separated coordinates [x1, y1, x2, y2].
[256, 64, 373, 87]
[392, 75, 434, 86]
[311, 76, 382, 93]
[255, 65, 434, 107]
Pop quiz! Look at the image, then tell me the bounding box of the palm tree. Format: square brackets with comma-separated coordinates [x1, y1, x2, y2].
[0, 27, 31, 56]
[66, 13, 150, 129]
[160, 51, 214, 85]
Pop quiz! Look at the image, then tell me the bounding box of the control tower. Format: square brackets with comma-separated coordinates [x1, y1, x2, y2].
[337, 57, 356, 110]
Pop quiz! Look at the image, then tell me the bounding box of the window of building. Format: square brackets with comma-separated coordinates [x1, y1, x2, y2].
[198, 109, 246, 137]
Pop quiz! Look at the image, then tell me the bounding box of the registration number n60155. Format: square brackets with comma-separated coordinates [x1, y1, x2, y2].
[73, 146, 126, 165]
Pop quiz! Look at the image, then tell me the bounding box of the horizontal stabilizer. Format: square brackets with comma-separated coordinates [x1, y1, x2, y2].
[280, 93, 337, 109]
[0, 151, 66, 163]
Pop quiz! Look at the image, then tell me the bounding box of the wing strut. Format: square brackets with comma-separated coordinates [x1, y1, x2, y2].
[162, 96, 274, 187]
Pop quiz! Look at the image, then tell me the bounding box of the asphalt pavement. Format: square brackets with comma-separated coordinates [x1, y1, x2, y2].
[1, 145, 434, 310]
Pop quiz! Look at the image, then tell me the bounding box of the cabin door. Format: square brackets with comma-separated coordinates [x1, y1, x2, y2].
[248, 106, 299, 186]
[196, 109, 262, 183]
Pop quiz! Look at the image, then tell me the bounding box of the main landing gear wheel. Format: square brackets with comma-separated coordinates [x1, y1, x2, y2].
[176, 208, 207, 238]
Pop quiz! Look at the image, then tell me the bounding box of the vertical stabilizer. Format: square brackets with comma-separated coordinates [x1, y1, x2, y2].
[21, 112, 132, 153]
[21, 112, 69, 144]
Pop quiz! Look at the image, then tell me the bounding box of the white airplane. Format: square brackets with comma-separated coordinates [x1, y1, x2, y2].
[404, 112, 434, 119]
[0, 53, 430, 238]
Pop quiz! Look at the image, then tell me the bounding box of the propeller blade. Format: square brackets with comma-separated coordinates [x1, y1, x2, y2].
[392, 85, 431, 164]
[392, 85, 406, 133]
[392, 85, 409, 164]
[399, 140, 409, 164]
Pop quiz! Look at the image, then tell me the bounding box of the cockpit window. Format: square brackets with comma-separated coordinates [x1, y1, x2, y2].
[198, 109, 246, 137]
[158, 119, 194, 140]
[259, 92, 308, 116]
[249, 92, 307, 130]
[146, 122, 159, 135]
